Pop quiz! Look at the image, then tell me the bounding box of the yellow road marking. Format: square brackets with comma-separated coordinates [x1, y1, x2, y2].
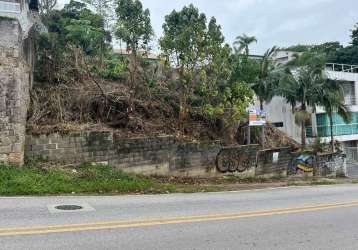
[1, 200, 358, 237]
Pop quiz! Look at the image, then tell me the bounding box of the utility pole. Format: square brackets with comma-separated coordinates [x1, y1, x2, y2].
[247, 125, 251, 145]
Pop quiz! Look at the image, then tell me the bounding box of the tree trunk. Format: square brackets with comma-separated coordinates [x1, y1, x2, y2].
[128, 48, 137, 115]
[259, 99, 265, 148]
[247, 125, 251, 145]
[178, 68, 186, 137]
[179, 91, 186, 136]
[301, 103, 307, 150]
[259, 98, 264, 111]
[301, 122, 306, 150]
[329, 113, 335, 152]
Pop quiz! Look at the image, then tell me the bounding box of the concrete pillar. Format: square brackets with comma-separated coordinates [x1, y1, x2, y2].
[0, 20, 31, 166]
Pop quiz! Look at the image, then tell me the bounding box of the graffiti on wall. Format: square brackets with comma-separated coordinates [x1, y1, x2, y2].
[290, 153, 346, 176]
[293, 155, 314, 173]
[216, 146, 256, 173]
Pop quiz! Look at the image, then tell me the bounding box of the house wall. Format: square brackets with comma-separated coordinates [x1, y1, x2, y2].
[264, 96, 302, 143]
[264, 69, 358, 144]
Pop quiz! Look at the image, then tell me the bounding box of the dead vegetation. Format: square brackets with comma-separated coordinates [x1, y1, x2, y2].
[27, 80, 299, 150]
[27, 79, 221, 141]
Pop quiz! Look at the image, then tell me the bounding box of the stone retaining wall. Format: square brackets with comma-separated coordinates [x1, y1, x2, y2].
[256, 148, 292, 178]
[0, 20, 31, 166]
[25, 132, 222, 177]
[24, 131, 347, 178]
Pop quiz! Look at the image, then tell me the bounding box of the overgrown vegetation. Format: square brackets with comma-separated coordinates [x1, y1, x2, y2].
[29, 0, 357, 150]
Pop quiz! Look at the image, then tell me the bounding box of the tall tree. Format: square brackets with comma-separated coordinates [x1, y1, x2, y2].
[278, 53, 326, 149]
[83, 0, 114, 30]
[39, 0, 57, 16]
[114, 0, 153, 114]
[198, 18, 254, 144]
[233, 34, 257, 55]
[250, 46, 281, 110]
[160, 4, 207, 134]
[319, 80, 351, 152]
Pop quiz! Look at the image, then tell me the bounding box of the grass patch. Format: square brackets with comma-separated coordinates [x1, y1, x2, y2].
[222, 175, 284, 184]
[0, 163, 349, 196]
[288, 178, 338, 186]
[0, 163, 155, 195]
[310, 179, 337, 185]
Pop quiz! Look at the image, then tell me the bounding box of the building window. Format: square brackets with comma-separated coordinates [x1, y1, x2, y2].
[29, 0, 38, 11]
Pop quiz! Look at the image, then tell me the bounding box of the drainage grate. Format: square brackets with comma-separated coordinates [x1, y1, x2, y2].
[55, 205, 83, 211]
[48, 203, 95, 213]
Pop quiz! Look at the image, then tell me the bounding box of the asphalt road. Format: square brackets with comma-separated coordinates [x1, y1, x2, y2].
[2, 185, 358, 249]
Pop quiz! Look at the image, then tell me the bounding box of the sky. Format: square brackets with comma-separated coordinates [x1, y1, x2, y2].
[58, 0, 358, 55]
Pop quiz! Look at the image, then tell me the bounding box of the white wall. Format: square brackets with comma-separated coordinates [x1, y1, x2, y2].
[263, 96, 302, 143]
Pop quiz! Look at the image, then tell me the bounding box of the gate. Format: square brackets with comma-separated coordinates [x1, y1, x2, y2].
[344, 147, 358, 178]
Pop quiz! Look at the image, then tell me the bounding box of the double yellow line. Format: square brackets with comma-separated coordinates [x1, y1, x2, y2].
[1, 200, 358, 237]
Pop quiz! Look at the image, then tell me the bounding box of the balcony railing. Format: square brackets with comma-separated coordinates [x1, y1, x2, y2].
[0, 1, 20, 13]
[306, 123, 358, 138]
[326, 63, 358, 73]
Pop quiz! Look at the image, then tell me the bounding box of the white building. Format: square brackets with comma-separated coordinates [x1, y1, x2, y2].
[264, 62, 358, 152]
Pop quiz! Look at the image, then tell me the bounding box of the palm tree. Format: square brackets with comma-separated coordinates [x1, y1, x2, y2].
[278, 53, 326, 149]
[234, 34, 257, 55]
[319, 80, 351, 152]
[250, 46, 281, 110]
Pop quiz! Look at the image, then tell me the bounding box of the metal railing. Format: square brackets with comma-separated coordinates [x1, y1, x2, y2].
[0, 1, 20, 13]
[317, 123, 358, 137]
[326, 63, 358, 73]
[306, 123, 358, 138]
[344, 147, 358, 163]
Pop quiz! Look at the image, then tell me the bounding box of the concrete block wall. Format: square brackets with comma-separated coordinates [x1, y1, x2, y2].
[256, 148, 292, 178]
[25, 132, 222, 177]
[25, 131, 346, 178]
[0, 20, 31, 166]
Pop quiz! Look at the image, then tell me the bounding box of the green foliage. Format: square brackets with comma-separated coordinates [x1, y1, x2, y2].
[284, 23, 358, 65]
[250, 46, 281, 109]
[0, 163, 153, 195]
[278, 52, 327, 147]
[202, 81, 254, 120]
[160, 5, 214, 132]
[328, 46, 358, 65]
[114, 0, 154, 112]
[317, 79, 352, 151]
[99, 54, 128, 80]
[233, 34, 257, 55]
[312, 137, 325, 153]
[284, 42, 342, 56]
[83, 0, 114, 29]
[160, 4, 207, 71]
[35, 0, 110, 83]
[230, 56, 260, 85]
[115, 0, 153, 52]
[351, 23, 358, 46]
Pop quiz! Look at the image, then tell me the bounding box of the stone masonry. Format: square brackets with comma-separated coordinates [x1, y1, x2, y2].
[25, 132, 223, 177]
[0, 20, 31, 166]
